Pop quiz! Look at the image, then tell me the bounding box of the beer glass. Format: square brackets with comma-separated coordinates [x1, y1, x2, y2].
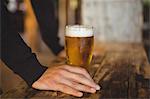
[65, 25, 94, 68]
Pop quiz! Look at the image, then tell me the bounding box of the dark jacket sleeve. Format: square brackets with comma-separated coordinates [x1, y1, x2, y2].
[1, 0, 47, 87]
[31, 0, 64, 55]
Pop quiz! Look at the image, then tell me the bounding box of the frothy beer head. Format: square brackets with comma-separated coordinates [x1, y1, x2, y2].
[65, 25, 93, 37]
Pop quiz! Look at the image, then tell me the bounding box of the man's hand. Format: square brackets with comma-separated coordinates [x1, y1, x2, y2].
[32, 65, 100, 97]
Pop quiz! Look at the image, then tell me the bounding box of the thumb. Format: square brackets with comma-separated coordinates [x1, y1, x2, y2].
[32, 80, 49, 90]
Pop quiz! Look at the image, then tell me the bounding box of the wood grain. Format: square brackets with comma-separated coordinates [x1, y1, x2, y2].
[2, 43, 150, 99]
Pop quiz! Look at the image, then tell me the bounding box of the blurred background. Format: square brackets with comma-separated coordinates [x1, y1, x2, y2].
[0, 0, 150, 95]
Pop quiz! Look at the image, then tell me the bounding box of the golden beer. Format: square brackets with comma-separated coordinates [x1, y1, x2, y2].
[65, 25, 94, 67]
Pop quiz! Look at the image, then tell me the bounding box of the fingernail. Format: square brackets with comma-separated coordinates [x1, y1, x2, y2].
[96, 85, 100, 90]
[77, 92, 83, 97]
[90, 88, 96, 93]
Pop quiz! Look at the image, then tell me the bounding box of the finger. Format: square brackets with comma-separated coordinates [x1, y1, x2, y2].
[62, 65, 92, 80]
[56, 83, 83, 97]
[62, 66, 100, 90]
[58, 69, 98, 89]
[59, 77, 96, 93]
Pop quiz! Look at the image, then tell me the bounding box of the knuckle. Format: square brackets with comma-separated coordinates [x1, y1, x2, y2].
[83, 86, 91, 91]
[61, 85, 80, 97]
[74, 74, 84, 81]
[71, 90, 78, 95]
[78, 75, 84, 79]
[65, 88, 76, 94]
[71, 82, 78, 88]
[62, 86, 74, 94]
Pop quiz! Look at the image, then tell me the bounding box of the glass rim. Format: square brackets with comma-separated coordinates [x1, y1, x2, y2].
[65, 25, 94, 37]
[66, 25, 93, 29]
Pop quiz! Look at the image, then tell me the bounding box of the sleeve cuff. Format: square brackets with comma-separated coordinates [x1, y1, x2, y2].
[27, 65, 48, 86]
[15, 53, 48, 87]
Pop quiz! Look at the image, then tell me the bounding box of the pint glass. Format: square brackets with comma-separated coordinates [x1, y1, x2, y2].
[65, 25, 94, 68]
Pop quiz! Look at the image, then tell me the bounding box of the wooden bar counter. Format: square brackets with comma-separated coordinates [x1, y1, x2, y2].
[2, 43, 150, 99]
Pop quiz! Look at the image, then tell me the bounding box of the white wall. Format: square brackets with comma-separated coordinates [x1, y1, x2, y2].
[82, 0, 143, 43]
